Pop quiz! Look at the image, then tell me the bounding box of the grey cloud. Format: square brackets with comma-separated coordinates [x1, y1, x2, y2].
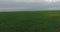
[16, 2, 60, 10]
[0, 0, 60, 11]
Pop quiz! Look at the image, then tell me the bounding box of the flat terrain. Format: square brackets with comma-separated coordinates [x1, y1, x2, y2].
[0, 11, 60, 32]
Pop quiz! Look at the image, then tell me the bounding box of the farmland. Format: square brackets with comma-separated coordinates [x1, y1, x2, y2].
[0, 11, 60, 32]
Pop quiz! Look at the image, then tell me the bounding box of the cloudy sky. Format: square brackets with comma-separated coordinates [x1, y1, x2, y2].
[0, 0, 60, 11]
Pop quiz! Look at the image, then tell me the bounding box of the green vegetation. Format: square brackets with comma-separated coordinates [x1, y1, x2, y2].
[0, 11, 60, 32]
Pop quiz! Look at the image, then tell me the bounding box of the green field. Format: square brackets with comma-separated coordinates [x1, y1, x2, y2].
[0, 11, 60, 32]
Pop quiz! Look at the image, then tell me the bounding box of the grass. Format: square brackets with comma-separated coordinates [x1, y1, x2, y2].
[0, 11, 60, 32]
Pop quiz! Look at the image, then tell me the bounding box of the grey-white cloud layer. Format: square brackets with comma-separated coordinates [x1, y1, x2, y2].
[0, 0, 60, 11]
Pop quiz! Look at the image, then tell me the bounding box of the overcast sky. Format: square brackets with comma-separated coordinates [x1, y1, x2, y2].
[0, 0, 60, 11]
